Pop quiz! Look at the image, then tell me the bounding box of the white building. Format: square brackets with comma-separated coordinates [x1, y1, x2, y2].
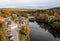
[47, 16, 55, 22]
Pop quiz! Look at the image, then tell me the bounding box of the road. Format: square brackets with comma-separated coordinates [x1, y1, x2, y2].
[10, 23, 19, 41]
[10, 22, 25, 41]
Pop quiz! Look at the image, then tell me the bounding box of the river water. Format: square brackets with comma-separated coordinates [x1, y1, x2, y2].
[29, 22, 60, 41]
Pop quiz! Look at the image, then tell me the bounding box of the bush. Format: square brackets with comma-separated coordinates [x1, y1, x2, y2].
[52, 22, 60, 29]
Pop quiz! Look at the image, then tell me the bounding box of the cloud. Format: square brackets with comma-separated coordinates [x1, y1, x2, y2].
[0, 0, 60, 9]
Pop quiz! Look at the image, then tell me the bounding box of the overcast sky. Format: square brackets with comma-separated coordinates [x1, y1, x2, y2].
[0, 0, 60, 9]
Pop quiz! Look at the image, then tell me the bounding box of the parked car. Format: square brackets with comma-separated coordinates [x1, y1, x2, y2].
[7, 30, 14, 41]
[7, 33, 13, 37]
[8, 35, 13, 38]
[10, 36, 14, 41]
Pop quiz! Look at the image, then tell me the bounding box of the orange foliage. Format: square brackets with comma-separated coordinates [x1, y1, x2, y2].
[5, 11, 11, 18]
[0, 18, 4, 24]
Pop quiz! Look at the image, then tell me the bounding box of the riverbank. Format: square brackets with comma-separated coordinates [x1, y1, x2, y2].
[35, 13, 60, 33]
[36, 21, 60, 33]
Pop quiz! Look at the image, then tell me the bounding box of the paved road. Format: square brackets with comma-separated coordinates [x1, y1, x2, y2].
[10, 23, 19, 41]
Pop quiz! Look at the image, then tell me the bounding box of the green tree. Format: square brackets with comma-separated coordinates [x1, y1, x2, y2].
[11, 14, 17, 21]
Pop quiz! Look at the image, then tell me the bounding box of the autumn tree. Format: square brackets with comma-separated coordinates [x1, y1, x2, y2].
[0, 18, 5, 27]
[1, 10, 11, 18]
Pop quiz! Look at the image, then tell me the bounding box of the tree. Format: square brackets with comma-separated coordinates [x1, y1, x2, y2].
[1, 10, 11, 18]
[0, 18, 5, 27]
[11, 14, 17, 21]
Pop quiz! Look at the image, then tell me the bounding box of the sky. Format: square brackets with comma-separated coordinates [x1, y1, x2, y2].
[0, 0, 60, 9]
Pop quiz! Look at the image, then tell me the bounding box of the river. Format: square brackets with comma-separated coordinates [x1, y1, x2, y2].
[29, 22, 60, 41]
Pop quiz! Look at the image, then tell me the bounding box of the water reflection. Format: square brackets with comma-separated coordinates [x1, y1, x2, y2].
[37, 22, 60, 38]
[30, 22, 60, 41]
[48, 28, 60, 38]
